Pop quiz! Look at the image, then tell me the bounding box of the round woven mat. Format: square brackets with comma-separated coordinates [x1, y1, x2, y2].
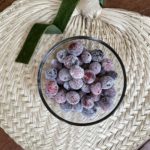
[0, 0, 150, 150]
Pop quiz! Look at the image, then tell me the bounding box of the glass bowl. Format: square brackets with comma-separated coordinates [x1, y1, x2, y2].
[38, 36, 126, 126]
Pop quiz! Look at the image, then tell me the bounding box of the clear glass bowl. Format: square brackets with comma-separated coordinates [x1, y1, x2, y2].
[38, 36, 126, 126]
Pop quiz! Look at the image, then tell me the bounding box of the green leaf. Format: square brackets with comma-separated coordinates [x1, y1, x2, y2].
[53, 0, 79, 32]
[99, 0, 104, 7]
[45, 24, 62, 34]
[16, 23, 49, 64]
[15, 0, 79, 64]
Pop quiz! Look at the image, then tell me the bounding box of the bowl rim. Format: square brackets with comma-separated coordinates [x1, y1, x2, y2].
[37, 36, 127, 126]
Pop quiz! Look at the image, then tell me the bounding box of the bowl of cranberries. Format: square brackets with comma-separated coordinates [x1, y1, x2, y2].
[38, 36, 126, 126]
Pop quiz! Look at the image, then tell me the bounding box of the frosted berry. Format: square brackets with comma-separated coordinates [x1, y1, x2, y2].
[68, 41, 84, 56]
[103, 87, 116, 98]
[82, 107, 97, 117]
[89, 62, 101, 75]
[64, 55, 79, 69]
[81, 50, 92, 64]
[106, 71, 118, 79]
[58, 68, 71, 82]
[90, 82, 102, 95]
[56, 77, 64, 85]
[99, 96, 113, 111]
[60, 102, 72, 112]
[72, 103, 83, 112]
[66, 91, 80, 105]
[70, 65, 84, 79]
[63, 81, 71, 90]
[56, 49, 68, 63]
[100, 76, 114, 89]
[45, 68, 57, 80]
[83, 70, 96, 84]
[54, 89, 66, 104]
[51, 59, 62, 70]
[45, 90, 55, 99]
[81, 95, 94, 109]
[46, 81, 59, 96]
[44, 40, 118, 116]
[69, 79, 83, 90]
[81, 83, 90, 93]
[101, 58, 114, 71]
[93, 95, 100, 102]
[91, 49, 104, 62]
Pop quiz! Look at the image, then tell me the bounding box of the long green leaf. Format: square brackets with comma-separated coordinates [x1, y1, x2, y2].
[16, 0, 79, 64]
[99, 0, 104, 7]
[53, 0, 79, 32]
[16, 24, 49, 64]
[45, 24, 62, 34]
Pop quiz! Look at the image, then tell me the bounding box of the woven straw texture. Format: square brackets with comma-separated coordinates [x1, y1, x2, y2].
[0, 0, 150, 150]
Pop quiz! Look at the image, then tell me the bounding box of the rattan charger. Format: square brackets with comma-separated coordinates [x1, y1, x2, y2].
[0, 0, 150, 150]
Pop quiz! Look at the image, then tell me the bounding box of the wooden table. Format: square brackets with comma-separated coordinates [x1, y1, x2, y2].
[104, 0, 150, 16]
[0, 128, 23, 150]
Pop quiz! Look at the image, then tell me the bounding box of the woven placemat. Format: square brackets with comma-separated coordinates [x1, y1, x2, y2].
[0, 0, 150, 150]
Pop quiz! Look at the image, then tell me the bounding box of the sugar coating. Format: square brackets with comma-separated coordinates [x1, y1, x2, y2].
[81, 50, 92, 64]
[54, 89, 66, 104]
[106, 71, 118, 79]
[63, 82, 71, 90]
[60, 102, 72, 112]
[72, 103, 83, 112]
[98, 96, 113, 111]
[58, 68, 71, 82]
[103, 87, 116, 98]
[82, 107, 97, 117]
[68, 41, 84, 56]
[81, 95, 94, 109]
[46, 81, 59, 96]
[81, 83, 91, 93]
[89, 62, 101, 75]
[64, 55, 79, 69]
[56, 49, 68, 63]
[51, 59, 62, 70]
[83, 70, 96, 84]
[45, 68, 57, 80]
[100, 76, 114, 89]
[66, 91, 80, 105]
[91, 49, 104, 62]
[90, 82, 102, 96]
[101, 58, 114, 71]
[69, 79, 83, 90]
[70, 65, 84, 79]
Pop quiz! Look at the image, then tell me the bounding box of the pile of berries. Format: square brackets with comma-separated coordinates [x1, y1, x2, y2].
[45, 41, 118, 117]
